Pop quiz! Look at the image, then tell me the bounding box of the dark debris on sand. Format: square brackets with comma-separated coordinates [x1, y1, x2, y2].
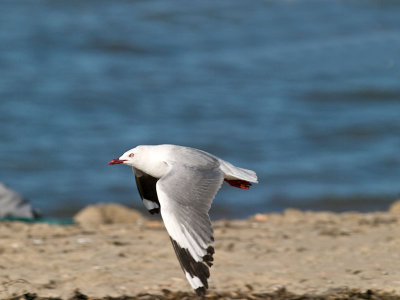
[8, 288, 400, 300]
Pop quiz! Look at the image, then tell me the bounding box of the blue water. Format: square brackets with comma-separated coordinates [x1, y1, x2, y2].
[1, 0, 400, 218]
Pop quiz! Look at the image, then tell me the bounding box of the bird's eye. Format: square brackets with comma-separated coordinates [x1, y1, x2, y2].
[129, 153, 134, 158]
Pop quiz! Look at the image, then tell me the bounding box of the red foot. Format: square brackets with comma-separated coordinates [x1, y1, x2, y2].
[224, 179, 251, 189]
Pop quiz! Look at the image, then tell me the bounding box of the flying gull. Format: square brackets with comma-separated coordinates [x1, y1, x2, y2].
[109, 144, 258, 295]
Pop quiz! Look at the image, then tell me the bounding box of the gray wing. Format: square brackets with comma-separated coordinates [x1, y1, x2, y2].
[133, 168, 160, 214]
[156, 163, 224, 295]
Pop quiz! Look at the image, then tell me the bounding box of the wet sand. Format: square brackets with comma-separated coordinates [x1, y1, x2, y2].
[1, 202, 400, 299]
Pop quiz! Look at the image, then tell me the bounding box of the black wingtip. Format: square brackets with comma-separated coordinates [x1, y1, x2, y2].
[202, 246, 215, 267]
[195, 286, 206, 296]
[148, 208, 160, 214]
[169, 238, 213, 294]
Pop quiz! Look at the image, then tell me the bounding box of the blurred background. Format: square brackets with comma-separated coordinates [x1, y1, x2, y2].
[0, 0, 399, 219]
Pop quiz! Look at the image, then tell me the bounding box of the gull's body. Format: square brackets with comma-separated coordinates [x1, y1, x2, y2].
[109, 144, 258, 295]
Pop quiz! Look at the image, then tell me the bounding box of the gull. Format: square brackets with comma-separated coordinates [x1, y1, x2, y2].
[109, 144, 257, 295]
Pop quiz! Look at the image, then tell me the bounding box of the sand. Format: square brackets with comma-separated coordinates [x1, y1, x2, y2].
[1, 202, 400, 299]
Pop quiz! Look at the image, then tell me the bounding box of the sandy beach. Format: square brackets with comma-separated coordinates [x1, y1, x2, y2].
[1, 202, 400, 299]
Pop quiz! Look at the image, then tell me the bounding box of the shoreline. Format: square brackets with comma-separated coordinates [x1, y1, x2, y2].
[1, 202, 400, 299]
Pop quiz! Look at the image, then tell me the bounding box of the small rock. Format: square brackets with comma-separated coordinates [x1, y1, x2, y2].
[146, 220, 163, 229]
[389, 200, 400, 214]
[253, 213, 268, 222]
[74, 203, 146, 226]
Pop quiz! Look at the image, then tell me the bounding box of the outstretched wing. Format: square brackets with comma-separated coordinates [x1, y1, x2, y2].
[156, 163, 224, 296]
[133, 168, 160, 214]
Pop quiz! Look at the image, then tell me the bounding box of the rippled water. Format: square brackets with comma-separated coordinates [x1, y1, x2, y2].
[1, 0, 399, 218]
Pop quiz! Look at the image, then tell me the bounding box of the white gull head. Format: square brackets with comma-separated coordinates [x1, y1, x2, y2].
[109, 145, 169, 178]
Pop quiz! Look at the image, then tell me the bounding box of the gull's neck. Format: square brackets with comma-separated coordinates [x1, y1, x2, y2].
[134, 145, 170, 178]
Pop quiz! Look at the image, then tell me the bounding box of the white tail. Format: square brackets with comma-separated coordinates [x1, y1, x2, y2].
[218, 159, 258, 183]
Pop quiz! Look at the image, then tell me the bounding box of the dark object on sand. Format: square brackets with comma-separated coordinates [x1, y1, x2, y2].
[0, 182, 40, 219]
[7, 287, 400, 300]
